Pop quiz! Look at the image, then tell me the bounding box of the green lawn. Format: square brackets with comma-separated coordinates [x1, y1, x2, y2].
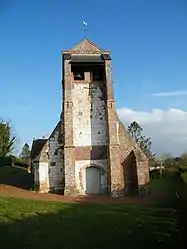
[181, 172, 187, 184]
[150, 178, 180, 196]
[0, 197, 181, 249]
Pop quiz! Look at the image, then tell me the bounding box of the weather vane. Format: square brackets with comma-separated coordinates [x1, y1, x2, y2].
[82, 21, 88, 38]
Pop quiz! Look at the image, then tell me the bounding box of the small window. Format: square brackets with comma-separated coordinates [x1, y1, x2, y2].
[54, 149, 58, 155]
[50, 162, 56, 166]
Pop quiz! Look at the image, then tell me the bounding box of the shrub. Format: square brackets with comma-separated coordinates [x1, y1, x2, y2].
[0, 156, 13, 167]
[150, 169, 161, 179]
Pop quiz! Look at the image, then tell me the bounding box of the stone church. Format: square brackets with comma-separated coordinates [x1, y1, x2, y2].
[30, 38, 150, 197]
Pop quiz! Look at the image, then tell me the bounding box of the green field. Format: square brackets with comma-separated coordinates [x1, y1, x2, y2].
[0, 197, 181, 249]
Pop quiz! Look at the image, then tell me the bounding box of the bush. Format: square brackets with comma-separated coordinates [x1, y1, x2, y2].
[14, 162, 28, 168]
[181, 172, 187, 184]
[150, 169, 161, 179]
[13, 157, 28, 168]
[0, 156, 13, 167]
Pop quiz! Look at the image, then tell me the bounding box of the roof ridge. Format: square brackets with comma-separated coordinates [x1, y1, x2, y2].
[63, 38, 108, 53]
[84, 38, 104, 52]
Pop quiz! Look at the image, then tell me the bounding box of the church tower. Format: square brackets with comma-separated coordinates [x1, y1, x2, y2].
[61, 38, 150, 197]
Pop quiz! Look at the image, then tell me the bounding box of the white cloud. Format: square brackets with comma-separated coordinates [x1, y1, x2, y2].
[117, 107, 187, 156]
[151, 90, 187, 97]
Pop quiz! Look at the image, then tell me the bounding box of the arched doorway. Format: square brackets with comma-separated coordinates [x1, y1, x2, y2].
[86, 166, 101, 195]
[123, 151, 138, 195]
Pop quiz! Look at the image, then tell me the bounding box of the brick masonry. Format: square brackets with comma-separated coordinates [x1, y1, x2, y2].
[62, 39, 150, 197]
[75, 146, 107, 160]
[31, 38, 150, 197]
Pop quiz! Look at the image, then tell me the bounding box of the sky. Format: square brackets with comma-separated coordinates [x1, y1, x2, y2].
[0, 0, 187, 156]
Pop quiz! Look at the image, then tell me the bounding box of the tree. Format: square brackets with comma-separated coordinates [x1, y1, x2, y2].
[179, 152, 187, 166]
[128, 121, 155, 164]
[0, 120, 16, 157]
[20, 143, 31, 163]
[128, 121, 143, 143]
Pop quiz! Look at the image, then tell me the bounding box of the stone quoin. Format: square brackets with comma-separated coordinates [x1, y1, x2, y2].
[30, 38, 150, 197]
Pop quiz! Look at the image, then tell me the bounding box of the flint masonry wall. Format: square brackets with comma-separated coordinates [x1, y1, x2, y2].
[72, 80, 108, 194]
[48, 123, 63, 192]
[72, 82, 107, 146]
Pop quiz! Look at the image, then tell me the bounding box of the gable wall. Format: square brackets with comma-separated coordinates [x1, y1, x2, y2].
[48, 125, 63, 192]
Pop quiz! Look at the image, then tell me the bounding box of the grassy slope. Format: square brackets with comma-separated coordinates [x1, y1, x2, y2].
[0, 166, 32, 189]
[0, 197, 181, 249]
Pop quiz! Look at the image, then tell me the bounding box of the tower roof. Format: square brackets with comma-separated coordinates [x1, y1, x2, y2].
[63, 38, 110, 55]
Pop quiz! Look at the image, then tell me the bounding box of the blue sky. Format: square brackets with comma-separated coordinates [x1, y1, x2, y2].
[0, 0, 187, 155]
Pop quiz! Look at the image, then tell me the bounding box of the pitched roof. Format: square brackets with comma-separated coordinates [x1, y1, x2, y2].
[63, 38, 110, 54]
[30, 139, 47, 160]
[30, 120, 62, 160]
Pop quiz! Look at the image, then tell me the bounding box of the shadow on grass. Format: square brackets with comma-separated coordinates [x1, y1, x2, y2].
[0, 197, 182, 249]
[150, 168, 187, 247]
[0, 166, 33, 190]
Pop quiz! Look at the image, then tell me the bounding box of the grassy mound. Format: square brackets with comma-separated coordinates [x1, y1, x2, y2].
[0, 166, 33, 190]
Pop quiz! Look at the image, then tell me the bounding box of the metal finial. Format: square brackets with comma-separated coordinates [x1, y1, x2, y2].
[82, 21, 88, 38]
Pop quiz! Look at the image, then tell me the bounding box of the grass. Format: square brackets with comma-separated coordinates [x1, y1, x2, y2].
[150, 178, 180, 196]
[181, 172, 187, 184]
[0, 197, 181, 249]
[150, 168, 185, 197]
[0, 166, 185, 248]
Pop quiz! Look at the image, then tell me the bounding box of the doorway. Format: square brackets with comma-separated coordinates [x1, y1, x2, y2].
[86, 166, 101, 195]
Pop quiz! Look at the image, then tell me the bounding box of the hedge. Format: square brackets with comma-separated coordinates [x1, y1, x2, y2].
[0, 156, 13, 167]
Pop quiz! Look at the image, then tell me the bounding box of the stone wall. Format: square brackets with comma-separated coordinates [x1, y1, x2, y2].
[32, 122, 64, 193]
[71, 71, 109, 195]
[72, 82, 107, 147]
[48, 122, 63, 192]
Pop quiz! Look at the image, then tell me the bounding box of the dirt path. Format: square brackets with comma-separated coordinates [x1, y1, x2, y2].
[0, 184, 168, 205]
